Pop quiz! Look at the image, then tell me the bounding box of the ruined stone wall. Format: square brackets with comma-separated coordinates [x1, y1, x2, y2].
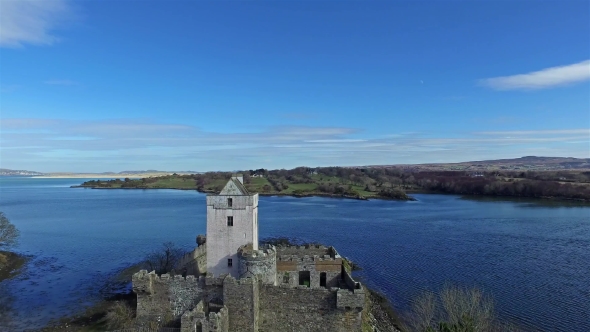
[177, 244, 207, 276]
[276, 246, 342, 289]
[222, 276, 259, 332]
[133, 270, 203, 321]
[258, 284, 363, 332]
[181, 301, 229, 332]
[132, 270, 228, 327]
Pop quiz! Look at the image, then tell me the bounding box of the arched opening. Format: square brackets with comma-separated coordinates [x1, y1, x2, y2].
[320, 272, 327, 288]
[196, 322, 203, 332]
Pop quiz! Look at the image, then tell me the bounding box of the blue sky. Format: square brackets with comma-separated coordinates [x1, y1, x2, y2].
[1, 0, 589, 172]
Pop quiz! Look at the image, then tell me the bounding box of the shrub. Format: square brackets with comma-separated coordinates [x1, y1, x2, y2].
[105, 301, 134, 329]
[0, 212, 19, 249]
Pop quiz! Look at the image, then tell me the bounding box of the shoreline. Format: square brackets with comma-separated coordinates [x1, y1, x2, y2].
[70, 185, 590, 204]
[70, 185, 415, 201]
[31, 175, 168, 179]
[0, 250, 29, 282]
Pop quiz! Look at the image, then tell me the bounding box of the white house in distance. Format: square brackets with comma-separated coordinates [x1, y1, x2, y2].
[206, 174, 259, 277]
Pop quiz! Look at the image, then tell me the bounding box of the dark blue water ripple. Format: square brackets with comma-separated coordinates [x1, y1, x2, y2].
[0, 177, 589, 331]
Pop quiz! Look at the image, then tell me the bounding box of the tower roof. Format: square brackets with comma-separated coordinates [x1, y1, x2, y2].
[219, 177, 250, 195]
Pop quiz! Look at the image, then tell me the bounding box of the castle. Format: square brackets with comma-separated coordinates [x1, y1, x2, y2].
[132, 175, 366, 332]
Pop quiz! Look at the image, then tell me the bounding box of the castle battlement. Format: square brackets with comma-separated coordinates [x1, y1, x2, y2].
[277, 254, 341, 262]
[275, 244, 341, 258]
[336, 286, 365, 310]
[223, 274, 258, 285]
[132, 270, 201, 283]
[238, 243, 276, 260]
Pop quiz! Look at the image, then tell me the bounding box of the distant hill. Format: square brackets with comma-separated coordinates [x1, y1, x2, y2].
[3, 156, 589, 177]
[0, 169, 200, 178]
[365, 156, 590, 171]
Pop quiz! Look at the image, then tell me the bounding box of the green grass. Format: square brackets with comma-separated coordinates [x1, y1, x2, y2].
[246, 177, 273, 192]
[145, 177, 196, 189]
[282, 183, 318, 194]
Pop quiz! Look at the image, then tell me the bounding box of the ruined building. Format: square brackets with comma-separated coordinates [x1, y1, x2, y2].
[132, 175, 366, 331]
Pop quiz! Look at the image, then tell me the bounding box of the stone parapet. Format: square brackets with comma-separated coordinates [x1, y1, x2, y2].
[336, 286, 365, 311]
[275, 244, 340, 258]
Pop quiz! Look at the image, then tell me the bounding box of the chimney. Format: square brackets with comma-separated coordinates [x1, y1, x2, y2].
[233, 173, 243, 184]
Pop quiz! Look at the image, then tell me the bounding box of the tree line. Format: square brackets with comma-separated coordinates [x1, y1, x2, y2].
[80, 167, 590, 201]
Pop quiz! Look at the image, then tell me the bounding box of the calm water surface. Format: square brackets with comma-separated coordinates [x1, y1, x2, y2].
[1, 177, 589, 331]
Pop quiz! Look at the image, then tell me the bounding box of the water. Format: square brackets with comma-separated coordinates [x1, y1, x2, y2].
[1, 177, 589, 331]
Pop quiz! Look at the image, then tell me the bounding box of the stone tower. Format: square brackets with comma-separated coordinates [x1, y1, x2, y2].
[206, 174, 259, 278]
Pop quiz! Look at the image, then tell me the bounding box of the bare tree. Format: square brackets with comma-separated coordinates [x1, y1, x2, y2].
[405, 290, 436, 332]
[143, 242, 185, 275]
[440, 286, 494, 331]
[0, 212, 19, 249]
[403, 285, 515, 332]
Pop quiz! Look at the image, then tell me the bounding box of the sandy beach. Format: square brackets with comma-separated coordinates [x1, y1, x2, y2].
[31, 173, 175, 179]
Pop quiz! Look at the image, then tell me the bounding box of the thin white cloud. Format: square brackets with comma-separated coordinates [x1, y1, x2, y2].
[44, 79, 78, 86]
[477, 129, 590, 136]
[0, 0, 72, 48]
[1, 118, 588, 172]
[305, 139, 367, 143]
[479, 60, 590, 90]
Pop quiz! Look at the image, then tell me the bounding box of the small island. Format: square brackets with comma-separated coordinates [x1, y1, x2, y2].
[73, 162, 590, 202]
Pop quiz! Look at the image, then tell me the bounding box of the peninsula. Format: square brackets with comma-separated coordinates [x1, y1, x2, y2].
[73, 158, 590, 202]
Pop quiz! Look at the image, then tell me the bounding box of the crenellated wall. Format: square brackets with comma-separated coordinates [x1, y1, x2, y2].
[134, 264, 366, 331]
[132, 270, 203, 321]
[132, 270, 225, 325]
[275, 245, 342, 289]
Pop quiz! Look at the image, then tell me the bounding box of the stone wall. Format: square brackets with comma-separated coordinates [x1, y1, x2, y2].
[222, 276, 259, 332]
[258, 284, 363, 332]
[181, 300, 229, 332]
[132, 270, 203, 322]
[276, 247, 342, 289]
[178, 244, 207, 276]
[132, 270, 228, 326]
[276, 245, 336, 257]
[238, 244, 277, 285]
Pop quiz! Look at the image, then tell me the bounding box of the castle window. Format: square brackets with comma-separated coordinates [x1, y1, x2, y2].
[227, 198, 233, 207]
[320, 272, 327, 287]
[227, 216, 233, 226]
[228, 258, 233, 267]
[299, 271, 310, 287]
[283, 274, 289, 283]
